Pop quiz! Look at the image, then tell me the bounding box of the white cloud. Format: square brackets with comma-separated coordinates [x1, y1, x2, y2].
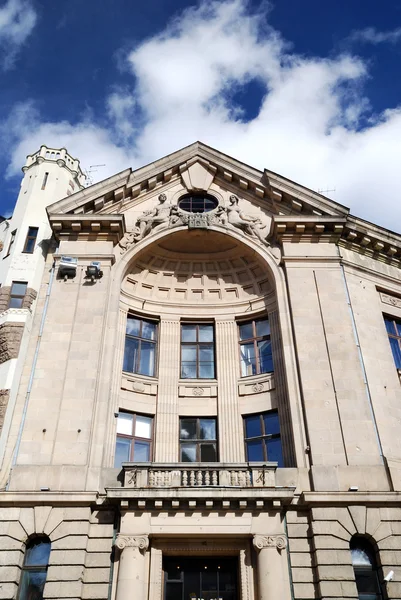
[0, 0, 37, 69]
[3, 0, 401, 230]
[349, 26, 401, 45]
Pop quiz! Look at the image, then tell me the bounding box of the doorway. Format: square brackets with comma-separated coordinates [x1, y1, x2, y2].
[164, 556, 239, 600]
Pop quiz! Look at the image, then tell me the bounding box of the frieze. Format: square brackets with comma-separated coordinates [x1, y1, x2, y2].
[380, 292, 401, 309]
[253, 534, 287, 551]
[119, 193, 272, 254]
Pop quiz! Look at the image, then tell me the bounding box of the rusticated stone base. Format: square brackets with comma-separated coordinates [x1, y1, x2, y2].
[0, 389, 9, 432]
[0, 322, 24, 364]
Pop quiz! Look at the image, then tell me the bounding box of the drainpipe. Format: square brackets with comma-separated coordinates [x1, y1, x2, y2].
[9, 258, 56, 476]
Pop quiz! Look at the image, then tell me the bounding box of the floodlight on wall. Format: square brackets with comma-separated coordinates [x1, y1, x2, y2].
[58, 256, 78, 281]
[349, 486, 359, 492]
[85, 261, 103, 282]
[384, 570, 394, 582]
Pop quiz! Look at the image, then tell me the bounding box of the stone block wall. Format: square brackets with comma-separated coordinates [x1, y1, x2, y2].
[286, 504, 401, 599]
[0, 504, 115, 600]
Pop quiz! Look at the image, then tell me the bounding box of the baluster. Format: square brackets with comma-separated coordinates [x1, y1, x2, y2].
[197, 471, 203, 486]
[182, 471, 188, 486]
[205, 471, 210, 486]
[149, 471, 155, 486]
[246, 470, 252, 487]
[190, 470, 196, 486]
[238, 472, 245, 487]
[212, 470, 218, 486]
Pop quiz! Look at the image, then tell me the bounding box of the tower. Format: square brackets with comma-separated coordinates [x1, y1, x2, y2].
[0, 145, 85, 464]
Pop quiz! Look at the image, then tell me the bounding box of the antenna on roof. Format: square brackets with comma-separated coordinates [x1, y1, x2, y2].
[317, 187, 336, 196]
[84, 164, 106, 187]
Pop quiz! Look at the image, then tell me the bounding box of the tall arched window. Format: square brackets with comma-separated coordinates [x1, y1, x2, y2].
[351, 536, 383, 600]
[18, 536, 51, 600]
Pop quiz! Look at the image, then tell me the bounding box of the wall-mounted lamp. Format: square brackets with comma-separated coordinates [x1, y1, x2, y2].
[85, 261, 103, 282]
[59, 256, 78, 281]
[349, 486, 359, 492]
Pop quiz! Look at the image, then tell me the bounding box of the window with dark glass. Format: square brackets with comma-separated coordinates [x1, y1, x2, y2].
[239, 317, 273, 376]
[178, 193, 218, 213]
[384, 316, 401, 370]
[123, 316, 158, 377]
[244, 411, 284, 466]
[18, 536, 51, 600]
[350, 537, 383, 600]
[181, 324, 215, 379]
[23, 227, 39, 253]
[9, 281, 27, 309]
[114, 412, 153, 467]
[179, 417, 217, 462]
[164, 557, 238, 600]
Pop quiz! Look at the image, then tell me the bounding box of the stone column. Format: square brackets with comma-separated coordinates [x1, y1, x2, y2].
[253, 534, 291, 600]
[115, 535, 149, 600]
[215, 318, 244, 462]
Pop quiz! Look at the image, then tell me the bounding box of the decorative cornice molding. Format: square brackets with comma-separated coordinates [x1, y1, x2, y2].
[253, 534, 287, 551]
[115, 535, 149, 552]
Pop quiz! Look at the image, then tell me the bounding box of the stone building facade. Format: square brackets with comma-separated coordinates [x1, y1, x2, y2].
[0, 142, 401, 599]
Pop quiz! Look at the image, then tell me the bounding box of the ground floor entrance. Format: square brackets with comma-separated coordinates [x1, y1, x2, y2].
[164, 557, 238, 600]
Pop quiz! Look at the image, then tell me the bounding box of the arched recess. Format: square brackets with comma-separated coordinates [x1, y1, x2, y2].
[350, 535, 386, 600]
[91, 224, 307, 470]
[18, 535, 51, 600]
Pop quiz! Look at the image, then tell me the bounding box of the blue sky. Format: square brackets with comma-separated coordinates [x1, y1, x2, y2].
[1, 0, 401, 229]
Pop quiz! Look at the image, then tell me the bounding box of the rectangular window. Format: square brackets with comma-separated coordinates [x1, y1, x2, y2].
[41, 172, 49, 190]
[8, 281, 27, 309]
[123, 316, 158, 377]
[239, 317, 273, 376]
[23, 226, 39, 253]
[114, 412, 153, 467]
[384, 315, 401, 370]
[244, 411, 284, 466]
[181, 323, 215, 379]
[5, 229, 16, 257]
[179, 417, 217, 462]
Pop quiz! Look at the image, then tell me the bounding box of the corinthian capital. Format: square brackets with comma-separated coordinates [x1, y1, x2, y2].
[253, 534, 287, 551]
[115, 535, 149, 552]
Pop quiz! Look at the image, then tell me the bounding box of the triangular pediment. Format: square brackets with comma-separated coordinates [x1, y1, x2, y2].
[47, 141, 349, 220]
[47, 142, 401, 261]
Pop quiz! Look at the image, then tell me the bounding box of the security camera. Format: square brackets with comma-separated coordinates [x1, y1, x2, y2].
[384, 570, 394, 582]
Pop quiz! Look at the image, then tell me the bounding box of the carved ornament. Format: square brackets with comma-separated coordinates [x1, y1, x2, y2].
[253, 534, 287, 551]
[115, 535, 149, 552]
[192, 387, 204, 396]
[380, 292, 401, 309]
[252, 382, 264, 393]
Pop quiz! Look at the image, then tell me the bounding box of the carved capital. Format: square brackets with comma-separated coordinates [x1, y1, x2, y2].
[253, 534, 287, 552]
[115, 535, 149, 552]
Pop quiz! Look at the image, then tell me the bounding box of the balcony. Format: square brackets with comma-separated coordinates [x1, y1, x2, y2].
[122, 462, 279, 489]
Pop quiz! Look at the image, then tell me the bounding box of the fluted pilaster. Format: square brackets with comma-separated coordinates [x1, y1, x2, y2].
[215, 318, 244, 462]
[154, 318, 180, 461]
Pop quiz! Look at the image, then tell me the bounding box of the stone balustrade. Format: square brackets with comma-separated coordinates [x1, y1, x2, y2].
[122, 462, 278, 489]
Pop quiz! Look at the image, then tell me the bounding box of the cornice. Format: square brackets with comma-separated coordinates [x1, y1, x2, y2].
[49, 213, 125, 243]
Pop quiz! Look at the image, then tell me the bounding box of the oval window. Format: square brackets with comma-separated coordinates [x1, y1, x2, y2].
[178, 194, 218, 213]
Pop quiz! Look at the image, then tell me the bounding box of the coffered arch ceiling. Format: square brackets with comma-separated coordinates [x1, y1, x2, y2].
[121, 230, 275, 313]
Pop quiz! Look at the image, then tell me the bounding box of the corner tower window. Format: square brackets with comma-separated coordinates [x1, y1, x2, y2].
[123, 316, 158, 377]
[23, 227, 39, 253]
[239, 317, 273, 376]
[178, 193, 218, 213]
[19, 536, 51, 600]
[350, 536, 383, 599]
[9, 281, 27, 308]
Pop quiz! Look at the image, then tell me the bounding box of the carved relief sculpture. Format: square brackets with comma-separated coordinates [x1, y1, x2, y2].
[226, 195, 270, 246]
